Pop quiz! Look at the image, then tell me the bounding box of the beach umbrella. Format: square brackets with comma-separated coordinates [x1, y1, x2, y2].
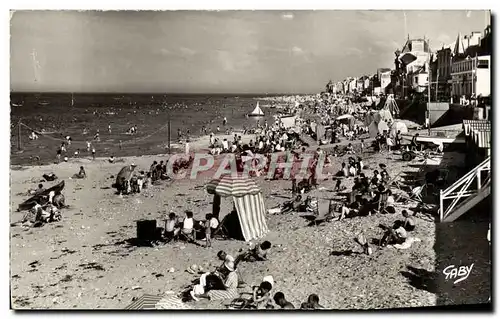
[206, 174, 261, 197]
[390, 121, 408, 137]
[336, 114, 354, 121]
[114, 164, 136, 187]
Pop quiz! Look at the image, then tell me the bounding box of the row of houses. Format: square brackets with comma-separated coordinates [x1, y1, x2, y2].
[325, 24, 491, 104]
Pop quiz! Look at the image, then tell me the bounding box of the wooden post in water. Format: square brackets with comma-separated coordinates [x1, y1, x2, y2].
[167, 112, 171, 154]
[17, 120, 22, 151]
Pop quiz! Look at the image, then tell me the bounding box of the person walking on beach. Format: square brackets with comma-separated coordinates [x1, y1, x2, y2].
[108, 124, 112, 133]
[204, 213, 212, 248]
[185, 139, 190, 155]
[91, 147, 96, 160]
[223, 117, 227, 126]
[86, 141, 91, 152]
[119, 140, 122, 150]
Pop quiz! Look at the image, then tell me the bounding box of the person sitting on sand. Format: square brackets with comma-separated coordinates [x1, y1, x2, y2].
[73, 166, 87, 179]
[346, 143, 354, 154]
[338, 201, 361, 221]
[251, 279, 274, 309]
[274, 292, 295, 309]
[191, 259, 238, 301]
[235, 241, 272, 266]
[402, 210, 416, 231]
[174, 210, 195, 242]
[164, 212, 177, 242]
[33, 184, 45, 196]
[281, 195, 303, 214]
[340, 162, 349, 177]
[380, 223, 408, 247]
[300, 294, 324, 309]
[108, 155, 115, 163]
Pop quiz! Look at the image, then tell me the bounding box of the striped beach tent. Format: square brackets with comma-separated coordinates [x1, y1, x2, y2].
[232, 193, 269, 242]
[206, 174, 261, 197]
[206, 174, 268, 242]
[125, 294, 190, 310]
[125, 294, 163, 310]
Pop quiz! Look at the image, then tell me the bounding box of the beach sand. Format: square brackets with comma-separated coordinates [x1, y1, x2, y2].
[10, 143, 437, 309]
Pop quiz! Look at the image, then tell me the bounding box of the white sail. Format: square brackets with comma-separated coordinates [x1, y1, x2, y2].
[250, 101, 265, 116]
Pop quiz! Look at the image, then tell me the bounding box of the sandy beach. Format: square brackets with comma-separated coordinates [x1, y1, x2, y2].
[10, 141, 439, 309]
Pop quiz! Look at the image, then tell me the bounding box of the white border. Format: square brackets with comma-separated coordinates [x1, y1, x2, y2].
[2, 1, 498, 318]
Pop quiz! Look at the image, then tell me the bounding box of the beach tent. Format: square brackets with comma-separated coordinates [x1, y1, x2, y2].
[382, 94, 400, 116]
[390, 121, 409, 137]
[378, 109, 394, 124]
[249, 102, 264, 117]
[125, 294, 190, 310]
[368, 120, 390, 138]
[206, 174, 268, 242]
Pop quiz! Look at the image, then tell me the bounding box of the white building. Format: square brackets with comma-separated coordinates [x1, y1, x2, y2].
[451, 55, 490, 98]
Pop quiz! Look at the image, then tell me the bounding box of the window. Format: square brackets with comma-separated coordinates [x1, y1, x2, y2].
[477, 60, 489, 69]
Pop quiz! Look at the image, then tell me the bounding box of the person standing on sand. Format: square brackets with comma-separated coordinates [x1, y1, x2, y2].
[91, 147, 96, 160]
[185, 139, 190, 155]
[86, 141, 91, 152]
[223, 117, 227, 126]
[108, 124, 112, 133]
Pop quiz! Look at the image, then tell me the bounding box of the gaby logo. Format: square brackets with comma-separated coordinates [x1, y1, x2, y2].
[443, 264, 474, 284]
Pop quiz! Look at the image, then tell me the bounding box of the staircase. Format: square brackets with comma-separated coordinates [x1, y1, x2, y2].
[439, 157, 491, 222]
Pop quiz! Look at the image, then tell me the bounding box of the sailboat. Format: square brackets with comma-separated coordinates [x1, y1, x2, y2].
[248, 101, 265, 117]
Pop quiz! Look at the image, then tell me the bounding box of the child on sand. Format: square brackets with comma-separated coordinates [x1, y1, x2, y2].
[273, 292, 295, 309]
[252, 279, 274, 309]
[402, 210, 416, 231]
[164, 212, 177, 242]
[301, 294, 324, 309]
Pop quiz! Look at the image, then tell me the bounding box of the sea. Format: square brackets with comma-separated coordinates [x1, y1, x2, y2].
[10, 93, 287, 166]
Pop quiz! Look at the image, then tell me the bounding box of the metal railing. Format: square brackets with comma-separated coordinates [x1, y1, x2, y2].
[439, 156, 491, 221]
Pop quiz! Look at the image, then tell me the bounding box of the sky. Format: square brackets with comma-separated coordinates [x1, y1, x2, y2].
[10, 10, 490, 94]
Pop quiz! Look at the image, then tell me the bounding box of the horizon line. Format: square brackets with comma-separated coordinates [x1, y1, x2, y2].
[10, 91, 320, 96]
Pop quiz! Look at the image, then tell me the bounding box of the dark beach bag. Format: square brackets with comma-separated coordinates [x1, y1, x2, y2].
[136, 220, 157, 241]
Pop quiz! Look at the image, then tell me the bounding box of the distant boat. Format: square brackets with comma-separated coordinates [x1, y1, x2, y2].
[248, 101, 265, 117]
[38, 101, 50, 106]
[71, 93, 75, 107]
[11, 101, 24, 107]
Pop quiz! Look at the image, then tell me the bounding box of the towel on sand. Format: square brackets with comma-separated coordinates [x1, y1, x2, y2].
[391, 237, 421, 250]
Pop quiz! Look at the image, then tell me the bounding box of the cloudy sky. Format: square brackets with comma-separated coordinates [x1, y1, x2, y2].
[10, 10, 489, 94]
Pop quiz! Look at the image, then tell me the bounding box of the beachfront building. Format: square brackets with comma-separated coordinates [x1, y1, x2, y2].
[335, 81, 345, 95]
[394, 37, 431, 98]
[450, 29, 491, 104]
[432, 46, 453, 101]
[450, 55, 491, 103]
[378, 68, 392, 94]
[347, 77, 357, 94]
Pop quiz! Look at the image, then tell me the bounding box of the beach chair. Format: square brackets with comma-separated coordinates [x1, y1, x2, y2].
[409, 185, 426, 202]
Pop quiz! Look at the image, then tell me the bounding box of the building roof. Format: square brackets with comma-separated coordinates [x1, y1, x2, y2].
[453, 33, 466, 56]
[401, 38, 431, 53]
